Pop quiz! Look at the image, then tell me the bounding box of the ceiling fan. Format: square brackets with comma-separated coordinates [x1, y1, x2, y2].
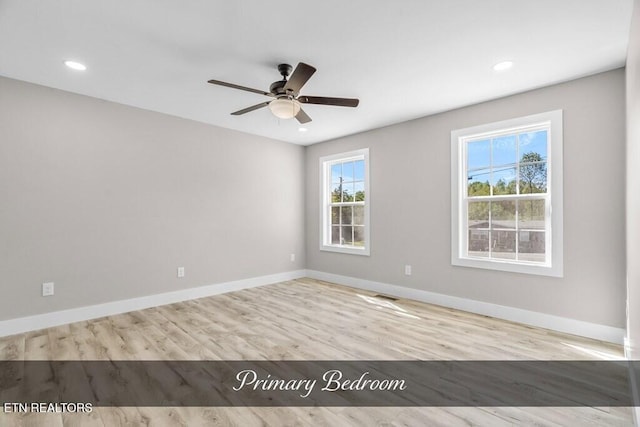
[207, 62, 359, 124]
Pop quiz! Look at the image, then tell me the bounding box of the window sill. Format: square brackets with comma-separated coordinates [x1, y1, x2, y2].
[321, 245, 370, 256]
[452, 256, 562, 277]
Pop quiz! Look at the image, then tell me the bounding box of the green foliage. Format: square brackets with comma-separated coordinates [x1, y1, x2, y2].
[492, 200, 516, 221]
[493, 178, 517, 195]
[468, 201, 489, 222]
[332, 188, 365, 203]
[519, 152, 547, 194]
[468, 199, 544, 229]
[468, 181, 490, 196]
[467, 151, 547, 197]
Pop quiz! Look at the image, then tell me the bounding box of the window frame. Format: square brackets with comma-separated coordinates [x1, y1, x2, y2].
[319, 148, 370, 256]
[451, 110, 563, 277]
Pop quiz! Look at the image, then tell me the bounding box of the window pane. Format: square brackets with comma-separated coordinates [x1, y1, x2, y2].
[468, 230, 490, 257]
[342, 184, 354, 202]
[354, 160, 365, 181]
[519, 130, 547, 161]
[518, 231, 545, 262]
[331, 163, 342, 184]
[331, 226, 340, 245]
[354, 181, 365, 201]
[491, 166, 517, 195]
[518, 199, 545, 230]
[468, 168, 491, 196]
[491, 200, 515, 229]
[492, 230, 516, 259]
[354, 226, 365, 246]
[331, 185, 342, 203]
[331, 206, 340, 225]
[353, 206, 365, 225]
[519, 161, 547, 194]
[468, 201, 489, 228]
[492, 135, 517, 167]
[341, 226, 353, 245]
[467, 139, 490, 170]
[341, 206, 353, 225]
[342, 161, 354, 182]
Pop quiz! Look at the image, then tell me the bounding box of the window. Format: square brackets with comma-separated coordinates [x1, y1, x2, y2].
[451, 111, 563, 276]
[320, 149, 370, 255]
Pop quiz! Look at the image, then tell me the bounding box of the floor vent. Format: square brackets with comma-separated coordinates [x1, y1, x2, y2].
[374, 294, 398, 301]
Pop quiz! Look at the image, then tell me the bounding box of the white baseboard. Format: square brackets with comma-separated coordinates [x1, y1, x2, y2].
[0, 270, 306, 338]
[0, 269, 626, 346]
[625, 337, 634, 359]
[306, 270, 626, 345]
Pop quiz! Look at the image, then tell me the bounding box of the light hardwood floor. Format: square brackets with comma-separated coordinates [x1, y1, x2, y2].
[0, 278, 633, 426]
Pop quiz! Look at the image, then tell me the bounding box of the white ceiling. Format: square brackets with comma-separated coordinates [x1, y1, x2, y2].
[0, 1, 633, 145]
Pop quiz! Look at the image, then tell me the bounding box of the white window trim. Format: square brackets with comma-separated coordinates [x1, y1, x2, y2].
[450, 110, 563, 277]
[319, 148, 370, 256]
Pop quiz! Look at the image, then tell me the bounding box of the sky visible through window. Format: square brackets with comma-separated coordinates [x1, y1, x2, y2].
[331, 160, 365, 183]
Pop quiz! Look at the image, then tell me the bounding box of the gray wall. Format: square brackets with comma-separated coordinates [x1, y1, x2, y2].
[306, 69, 626, 328]
[0, 76, 305, 321]
[0, 66, 628, 331]
[627, 0, 640, 358]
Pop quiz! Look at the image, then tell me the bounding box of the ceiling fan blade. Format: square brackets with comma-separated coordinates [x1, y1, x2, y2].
[208, 79, 274, 97]
[295, 108, 312, 124]
[231, 102, 270, 115]
[298, 96, 359, 107]
[283, 63, 316, 94]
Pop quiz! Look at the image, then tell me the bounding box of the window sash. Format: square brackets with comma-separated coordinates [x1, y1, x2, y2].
[463, 124, 550, 199]
[462, 196, 550, 264]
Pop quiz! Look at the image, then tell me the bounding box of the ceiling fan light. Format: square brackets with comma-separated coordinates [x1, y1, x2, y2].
[269, 98, 301, 119]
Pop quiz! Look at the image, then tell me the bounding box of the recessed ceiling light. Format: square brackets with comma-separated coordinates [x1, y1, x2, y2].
[64, 60, 87, 71]
[493, 61, 513, 71]
[298, 127, 308, 132]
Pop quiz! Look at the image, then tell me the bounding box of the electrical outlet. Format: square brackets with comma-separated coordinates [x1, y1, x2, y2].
[290, 253, 296, 262]
[404, 265, 412, 276]
[42, 282, 55, 297]
[177, 267, 185, 278]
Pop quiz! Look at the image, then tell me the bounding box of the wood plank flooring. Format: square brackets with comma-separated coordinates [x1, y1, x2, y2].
[0, 278, 633, 426]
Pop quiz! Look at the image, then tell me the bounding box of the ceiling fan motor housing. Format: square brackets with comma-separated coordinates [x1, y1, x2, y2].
[269, 80, 287, 96]
[270, 63, 295, 96]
